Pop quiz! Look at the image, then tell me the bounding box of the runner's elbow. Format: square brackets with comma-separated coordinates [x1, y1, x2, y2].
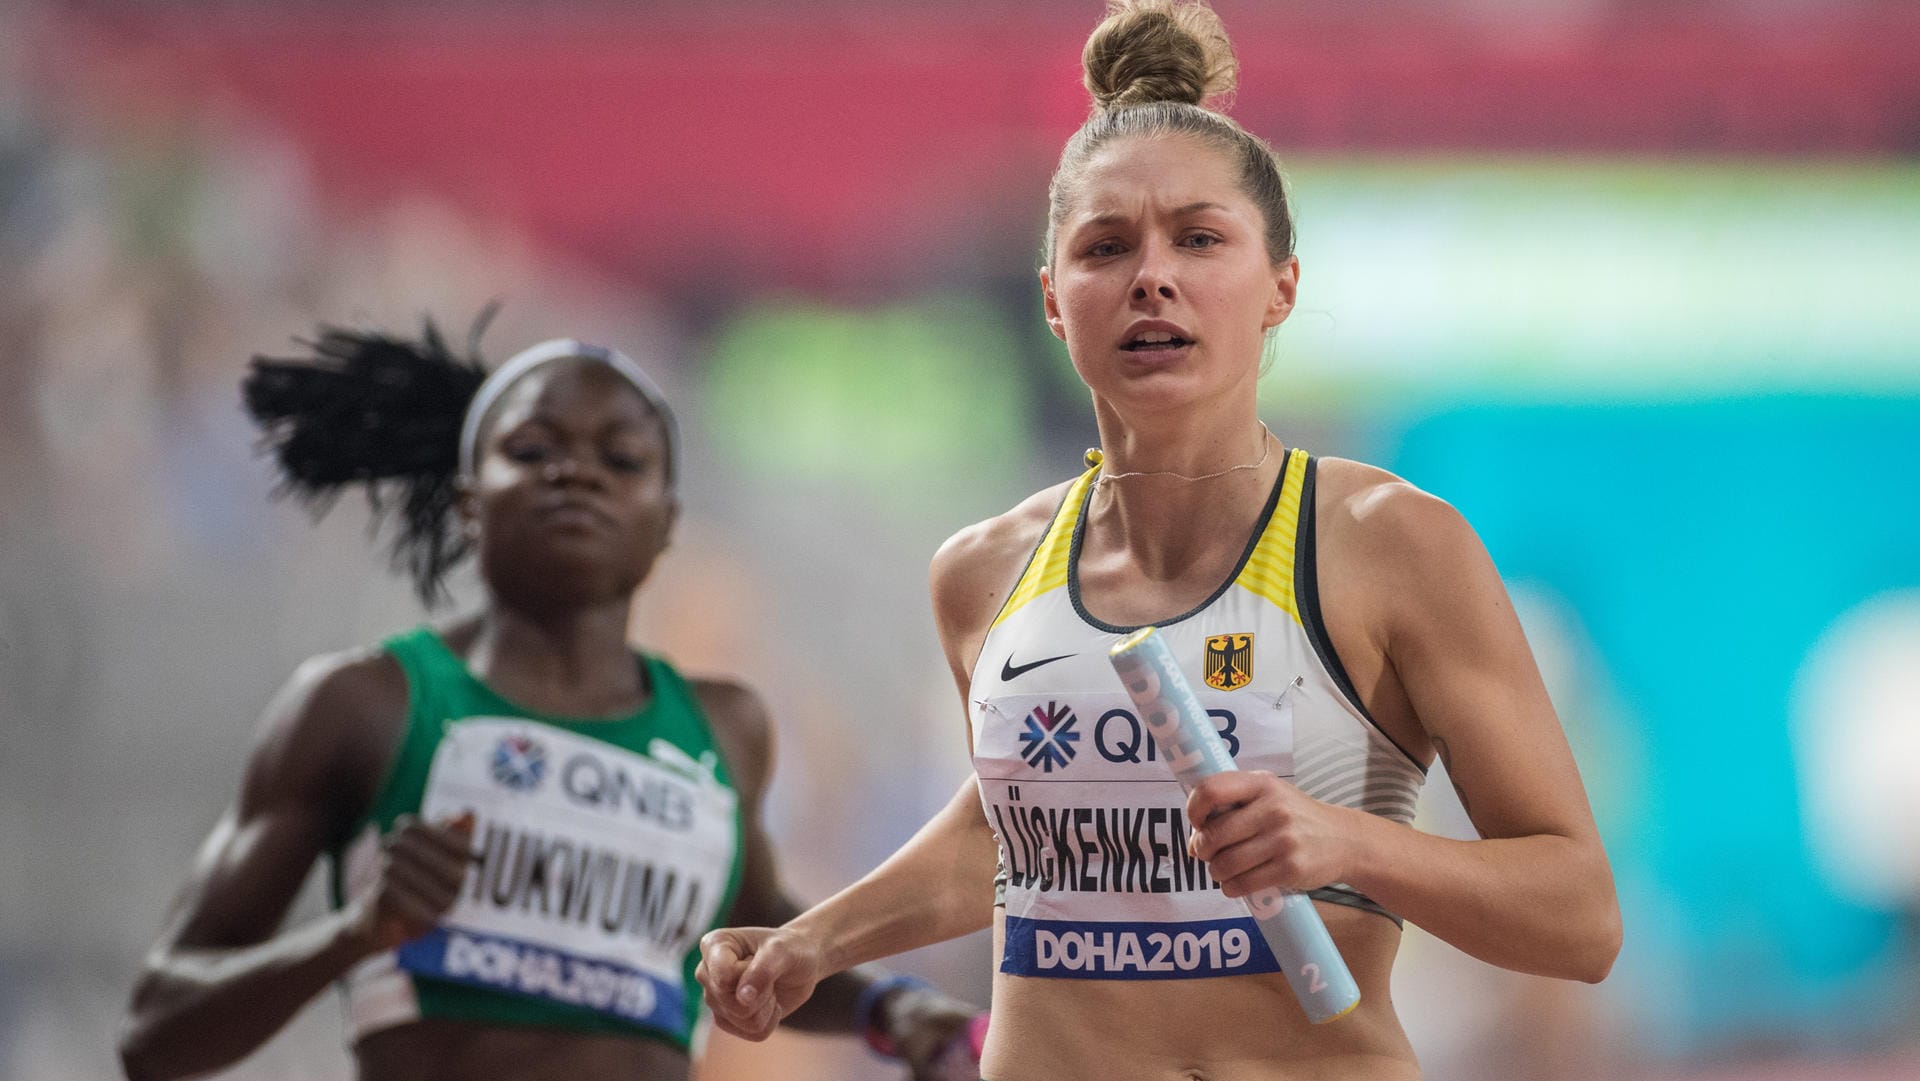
[118, 975, 197, 1081]
[1555, 898, 1622, 984]
[117, 1015, 173, 1081]
[1511, 883, 1621, 983]
[1579, 904, 1624, 983]
[119, 1044, 167, 1081]
[1551, 838, 1622, 983]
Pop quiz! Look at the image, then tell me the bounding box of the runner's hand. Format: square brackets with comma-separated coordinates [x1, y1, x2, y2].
[881, 988, 984, 1081]
[695, 926, 826, 1040]
[345, 812, 476, 954]
[1186, 771, 1359, 898]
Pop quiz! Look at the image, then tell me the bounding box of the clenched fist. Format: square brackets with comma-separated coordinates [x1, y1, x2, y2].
[694, 925, 826, 1041]
[345, 811, 476, 954]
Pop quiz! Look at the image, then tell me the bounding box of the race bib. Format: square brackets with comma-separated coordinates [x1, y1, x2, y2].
[974, 688, 1294, 979]
[397, 719, 737, 1032]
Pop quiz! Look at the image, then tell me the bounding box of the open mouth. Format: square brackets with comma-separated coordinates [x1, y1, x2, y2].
[1122, 330, 1192, 353]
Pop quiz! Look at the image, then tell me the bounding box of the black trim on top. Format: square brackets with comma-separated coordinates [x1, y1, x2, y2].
[1307, 885, 1403, 928]
[1067, 449, 1292, 635]
[1294, 455, 1428, 773]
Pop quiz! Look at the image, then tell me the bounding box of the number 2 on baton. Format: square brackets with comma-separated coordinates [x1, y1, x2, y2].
[1109, 626, 1361, 1024]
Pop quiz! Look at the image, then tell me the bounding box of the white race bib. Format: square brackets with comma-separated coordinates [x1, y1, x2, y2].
[974, 689, 1295, 979]
[395, 719, 738, 1030]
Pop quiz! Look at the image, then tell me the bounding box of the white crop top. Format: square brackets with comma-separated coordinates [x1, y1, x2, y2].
[970, 449, 1426, 981]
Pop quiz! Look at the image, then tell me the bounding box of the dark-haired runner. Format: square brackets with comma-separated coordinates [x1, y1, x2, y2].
[118, 327, 979, 1081]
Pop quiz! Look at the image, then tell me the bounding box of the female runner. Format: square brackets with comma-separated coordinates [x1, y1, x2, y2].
[119, 325, 977, 1081]
[695, 3, 1621, 1078]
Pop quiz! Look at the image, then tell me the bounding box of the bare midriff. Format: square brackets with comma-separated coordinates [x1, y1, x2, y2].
[355, 1019, 686, 1081]
[980, 904, 1420, 1081]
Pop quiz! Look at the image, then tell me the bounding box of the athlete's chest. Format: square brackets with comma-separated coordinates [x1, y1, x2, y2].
[1071, 556, 1260, 632]
[971, 593, 1308, 781]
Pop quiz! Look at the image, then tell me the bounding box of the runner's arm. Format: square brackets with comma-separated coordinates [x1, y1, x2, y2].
[1314, 483, 1620, 980]
[696, 512, 1031, 1039]
[781, 777, 1000, 975]
[118, 653, 432, 1081]
[698, 678, 986, 1044]
[752, 513, 1021, 972]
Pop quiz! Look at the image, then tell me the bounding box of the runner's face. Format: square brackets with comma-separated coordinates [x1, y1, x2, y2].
[465, 359, 676, 605]
[1042, 134, 1296, 415]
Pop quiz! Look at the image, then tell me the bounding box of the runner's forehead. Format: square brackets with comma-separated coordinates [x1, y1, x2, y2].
[477, 362, 666, 454]
[488, 360, 660, 430]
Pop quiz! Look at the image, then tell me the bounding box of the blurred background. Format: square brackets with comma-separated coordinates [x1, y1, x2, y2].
[2, 0, 1917, 1078]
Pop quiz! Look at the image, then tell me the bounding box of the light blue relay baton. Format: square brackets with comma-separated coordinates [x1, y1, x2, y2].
[1109, 626, 1361, 1024]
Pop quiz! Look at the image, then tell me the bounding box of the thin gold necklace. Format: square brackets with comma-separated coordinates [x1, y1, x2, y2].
[1092, 423, 1275, 487]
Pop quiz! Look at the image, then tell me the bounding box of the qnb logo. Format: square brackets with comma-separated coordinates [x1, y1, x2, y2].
[1019, 701, 1081, 773]
[489, 735, 548, 792]
[561, 755, 696, 831]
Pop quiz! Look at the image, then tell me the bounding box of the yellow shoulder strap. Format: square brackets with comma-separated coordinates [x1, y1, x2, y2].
[1235, 448, 1310, 623]
[991, 461, 1101, 630]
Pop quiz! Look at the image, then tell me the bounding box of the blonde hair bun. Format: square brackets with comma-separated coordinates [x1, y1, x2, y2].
[1082, 0, 1238, 111]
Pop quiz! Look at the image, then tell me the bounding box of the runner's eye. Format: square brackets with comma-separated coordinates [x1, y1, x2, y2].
[504, 442, 552, 465]
[603, 450, 648, 474]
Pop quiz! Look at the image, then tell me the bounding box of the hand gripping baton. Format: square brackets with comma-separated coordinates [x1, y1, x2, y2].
[1109, 625, 1361, 1023]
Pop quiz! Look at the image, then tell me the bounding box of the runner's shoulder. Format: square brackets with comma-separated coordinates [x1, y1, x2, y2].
[930, 478, 1075, 634]
[686, 676, 773, 797]
[1313, 455, 1483, 582]
[290, 645, 409, 721]
[244, 645, 407, 812]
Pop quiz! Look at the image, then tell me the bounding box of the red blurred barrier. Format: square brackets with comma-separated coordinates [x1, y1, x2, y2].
[40, 5, 1920, 286]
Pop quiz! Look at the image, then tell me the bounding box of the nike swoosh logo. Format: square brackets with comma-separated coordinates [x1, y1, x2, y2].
[1001, 652, 1076, 681]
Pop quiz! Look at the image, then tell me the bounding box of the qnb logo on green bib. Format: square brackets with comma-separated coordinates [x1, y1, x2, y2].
[406, 719, 739, 1033]
[555, 746, 698, 832]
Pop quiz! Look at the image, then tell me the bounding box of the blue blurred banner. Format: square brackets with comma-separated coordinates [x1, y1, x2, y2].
[1391, 395, 1920, 1051]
